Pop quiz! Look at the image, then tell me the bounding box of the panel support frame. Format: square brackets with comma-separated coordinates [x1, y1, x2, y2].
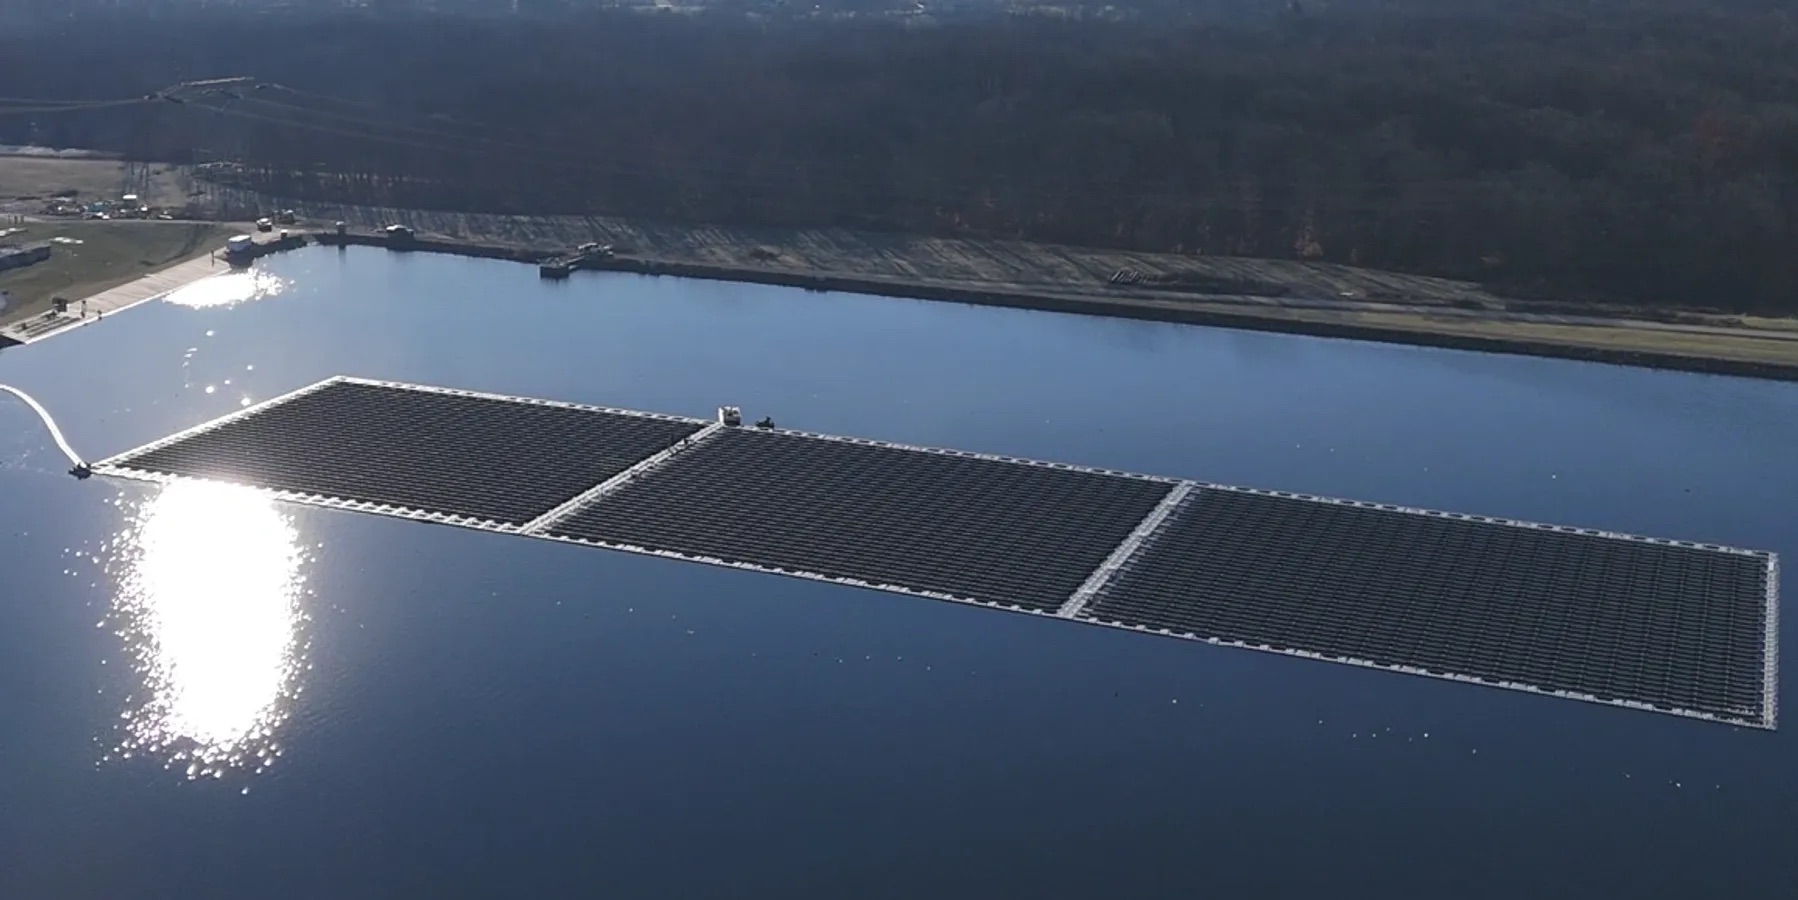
[1058, 482, 1194, 619]
[521, 420, 728, 535]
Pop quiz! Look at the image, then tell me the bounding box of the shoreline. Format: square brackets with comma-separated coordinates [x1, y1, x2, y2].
[1, 252, 225, 346]
[313, 231, 1798, 383]
[10, 224, 1797, 383]
[0, 222, 239, 346]
[591, 256, 1798, 383]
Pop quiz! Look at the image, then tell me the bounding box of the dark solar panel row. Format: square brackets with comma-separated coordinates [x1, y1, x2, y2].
[547, 427, 1176, 611]
[108, 379, 706, 526]
[1083, 488, 1772, 723]
[93, 379, 1777, 727]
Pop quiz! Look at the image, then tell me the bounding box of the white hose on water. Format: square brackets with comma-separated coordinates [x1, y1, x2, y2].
[0, 384, 87, 469]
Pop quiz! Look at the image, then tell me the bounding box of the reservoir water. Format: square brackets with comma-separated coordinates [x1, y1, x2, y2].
[1, 246, 1793, 898]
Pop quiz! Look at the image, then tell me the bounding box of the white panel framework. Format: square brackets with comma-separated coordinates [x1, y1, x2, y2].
[1767, 552, 1782, 730]
[1058, 482, 1195, 619]
[521, 421, 727, 535]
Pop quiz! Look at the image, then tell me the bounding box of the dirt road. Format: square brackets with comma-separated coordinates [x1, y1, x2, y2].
[0, 154, 192, 215]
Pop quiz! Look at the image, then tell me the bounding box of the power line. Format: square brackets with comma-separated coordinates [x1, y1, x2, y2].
[190, 81, 1493, 191]
[9, 80, 1580, 216]
[259, 82, 534, 141]
[0, 98, 150, 117]
[188, 96, 1510, 212]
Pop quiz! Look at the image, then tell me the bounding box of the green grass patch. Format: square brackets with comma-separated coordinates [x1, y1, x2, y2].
[0, 221, 235, 326]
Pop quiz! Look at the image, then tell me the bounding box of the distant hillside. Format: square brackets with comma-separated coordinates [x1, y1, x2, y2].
[2, 0, 1795, 312]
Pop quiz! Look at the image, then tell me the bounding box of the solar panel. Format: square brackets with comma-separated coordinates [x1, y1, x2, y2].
[545, 427, 1177, 611]
[99, 377, 707, 528]
[1081, 488, 1776, 726]
[91, 377, 1780, 728]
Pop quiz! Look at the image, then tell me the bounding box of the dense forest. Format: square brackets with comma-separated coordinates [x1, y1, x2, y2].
[3, 0, 1797, 311]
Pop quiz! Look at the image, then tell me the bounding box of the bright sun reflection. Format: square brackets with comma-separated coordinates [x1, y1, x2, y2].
[107, 481, 308, 778]
[161, 269, 287, 309]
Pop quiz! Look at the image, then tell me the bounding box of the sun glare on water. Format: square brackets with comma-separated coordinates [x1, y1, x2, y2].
[161, 269, 288, 310]
[106, 481, 309, 779]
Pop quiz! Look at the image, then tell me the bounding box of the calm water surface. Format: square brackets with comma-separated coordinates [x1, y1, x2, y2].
[1, 247, 1793, 898]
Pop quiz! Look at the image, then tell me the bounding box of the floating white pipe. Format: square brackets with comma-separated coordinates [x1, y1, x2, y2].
[0, 383, 86, 470]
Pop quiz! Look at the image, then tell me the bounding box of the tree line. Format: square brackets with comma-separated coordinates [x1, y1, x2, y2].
[3, 1, 1796, 311]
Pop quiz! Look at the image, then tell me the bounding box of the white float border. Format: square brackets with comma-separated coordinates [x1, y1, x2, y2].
[95, 375, 347, 469]
[335, 375, 708, 426]
[1766, 552, 1781, 729]
[95, 374, 708, 471]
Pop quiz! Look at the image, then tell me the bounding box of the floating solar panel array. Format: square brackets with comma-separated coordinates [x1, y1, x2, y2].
[94, 376, 1781, 729]
[102, 378, 708, 530]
